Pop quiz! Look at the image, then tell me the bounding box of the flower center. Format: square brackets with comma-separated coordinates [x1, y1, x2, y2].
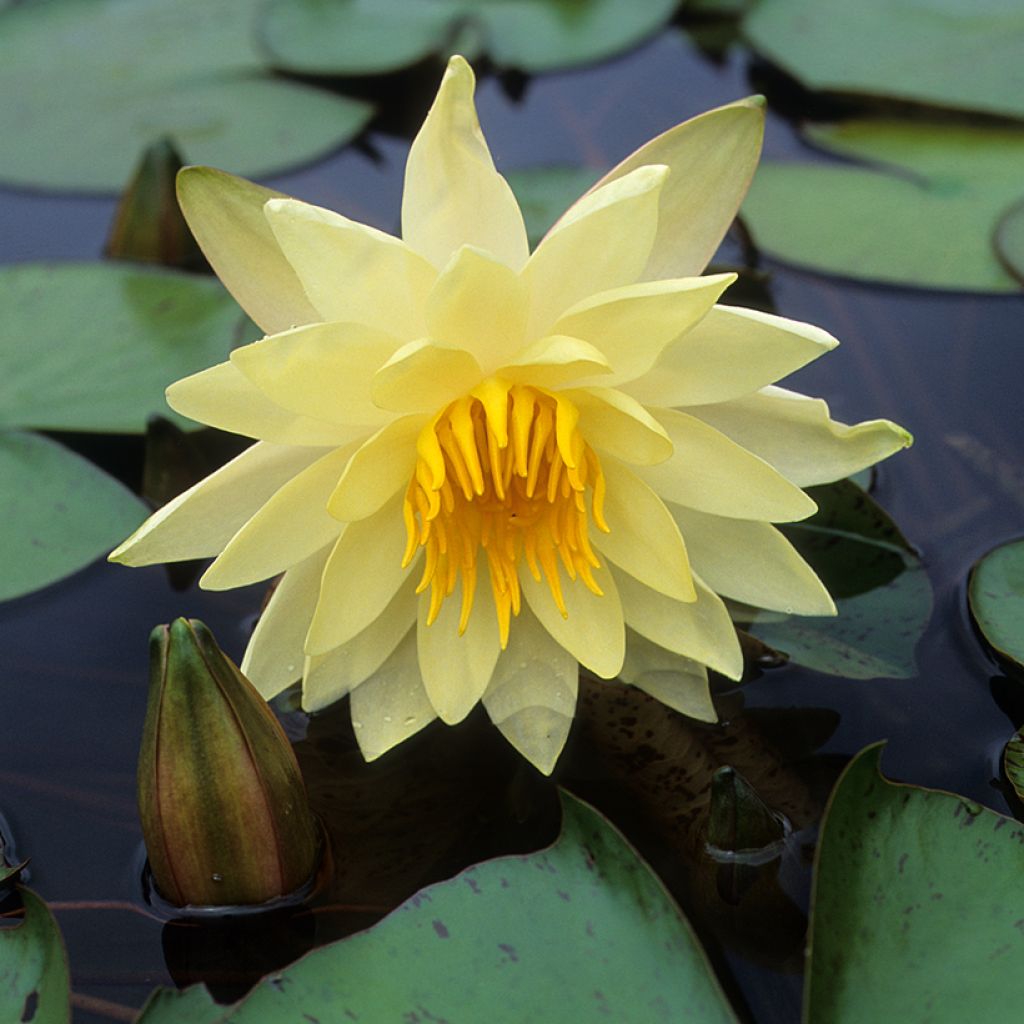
[402, 379, 609, 647]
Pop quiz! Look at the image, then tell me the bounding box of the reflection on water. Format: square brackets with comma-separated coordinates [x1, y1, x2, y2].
[0, 27, 1021, 1024]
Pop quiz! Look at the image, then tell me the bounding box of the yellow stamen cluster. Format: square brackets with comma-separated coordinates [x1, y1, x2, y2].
[402, 379, 609, 647]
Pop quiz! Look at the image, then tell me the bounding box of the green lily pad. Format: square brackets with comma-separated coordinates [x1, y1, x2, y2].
[994, 197, 1024, 285]
[746, 479, 932, 678]
[0, 887, 71, 1024]
[259, 0, 679, 76]
[507, 166, 605, 247]
[806, 744, 1024, 1023]
[968, 537, 1024, 677]
[137, 793, 739, 1023]
[0, 0, 372, 191]
[0, 263, 255, 434]
[744, 0, 1024, 120]
[0, 431, 147, 602]
[743, 120, 1024, 292]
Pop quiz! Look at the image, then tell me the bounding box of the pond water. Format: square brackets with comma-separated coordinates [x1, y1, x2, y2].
[1, 24, 1021, 1024]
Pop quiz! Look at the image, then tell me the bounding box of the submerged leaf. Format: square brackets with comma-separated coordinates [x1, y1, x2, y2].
[745, 0, 1024, 120]
[968, 537, 1024, 677]
[138, 793, 740, 1023]
[746, 479, 932, 678]
[807, 744, 1024, 1023]
[0, 431, 147, 602]
[0, 263, 254, 434]
[744, 121, 1024, 292]
[507, 166, 605, 247]
[994, 197, 1024, 286]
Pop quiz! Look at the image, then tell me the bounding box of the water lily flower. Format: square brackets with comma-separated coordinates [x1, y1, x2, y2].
[111, 56, 910, 774]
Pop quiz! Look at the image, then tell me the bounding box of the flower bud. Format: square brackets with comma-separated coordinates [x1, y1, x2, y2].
[104, 138, 205, 270]
[138, 618, 320, 907]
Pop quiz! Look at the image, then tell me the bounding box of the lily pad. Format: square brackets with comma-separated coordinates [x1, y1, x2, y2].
[968, 537, 1024, 677]
[744, 0, 1024, 120]
[0, 431, 148, 602]
[743, 120, 1024, 292]
[806, 744, 1024, 1023]
[138, 793, 739, 1023]
[746, 479, 932, 678]
[0, 263, 255, 434]
[0, 0, 372, 191]
[0, 887, 71, 1024]
[259, 0, 679, 75]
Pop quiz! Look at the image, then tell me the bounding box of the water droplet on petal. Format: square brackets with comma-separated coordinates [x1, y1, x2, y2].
[211, 873, 223, 883]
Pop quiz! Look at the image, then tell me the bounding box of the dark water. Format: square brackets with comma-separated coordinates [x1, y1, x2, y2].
[1, 26, 1021, 1024]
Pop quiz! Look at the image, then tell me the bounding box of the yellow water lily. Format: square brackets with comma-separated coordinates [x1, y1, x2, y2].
[111, 56, 910, 774]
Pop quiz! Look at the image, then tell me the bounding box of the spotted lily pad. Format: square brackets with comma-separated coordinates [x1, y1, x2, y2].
[0, 263, 255, 434]
[1004, 728, 1024, 803]
[743, 120, 1024, 292]
[806, 744, 1024, 1023]
[0, 0, 372, 191]
[0, 887, 71, 1024]
[137, 793, 739, 1023]
[744, 0, 1024, 120]
[968, 537, 1024, 677]
[0, 431, 148, 602]
[259, 0, 680, 75]
[746, 479, 932, 678]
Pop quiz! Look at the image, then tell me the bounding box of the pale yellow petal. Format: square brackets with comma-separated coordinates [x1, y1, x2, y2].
[370, 338, 482, 414]
[264, 197, 435, 339]
[620, 630, 717, 723]
[230, 322, 399, 428]
[564, 386, 673, 466]
[200, 444, 356, 590]
[417, 571, 501, 724]
[241, 544, 332, 699]
[306, 492, 413, 655]
[402, 56, 528, 272]
[688, 386, 914, 487]
[109, 442, 323, 566]
[327, 415, 424, 522]
[347, 629, 438, 761]
[639, 408, 817, 522]
[669, 503, 836, 615]
[625, 305, 838, 407]
[525, 165, 668, 340]
[552, 275, 734, 386]
[483, 606, 578, 775]
[166, 360, 357, 446]
[497, 334, 611, 388]
[425, 245, 528, 372]
[594, 455, 695, 603]
[613, 567, 742, 680]
[301, 575, 418, 712]
[177, 166, 318, 334]
[520, 562, 625, 679]
[582, 96, 765, 280]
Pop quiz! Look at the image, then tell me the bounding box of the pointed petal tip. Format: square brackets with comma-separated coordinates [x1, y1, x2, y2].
[446, 54, 473, 76]
[745, 94, 767, 109]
